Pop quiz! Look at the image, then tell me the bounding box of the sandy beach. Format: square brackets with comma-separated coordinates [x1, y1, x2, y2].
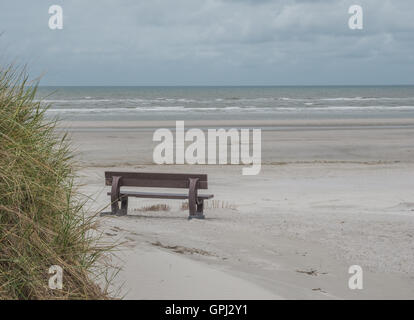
[65, 118, 414, 299]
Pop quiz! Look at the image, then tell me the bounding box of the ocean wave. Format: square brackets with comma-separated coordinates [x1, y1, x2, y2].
[318, 97, 414, 101]
[42, 99, 113, 103]
[45, 105, 414, 114]
[300, 105, 414, 111]
[38, 96, 414, 107]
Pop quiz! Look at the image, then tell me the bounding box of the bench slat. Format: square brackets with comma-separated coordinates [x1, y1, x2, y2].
[106, 191, 214, 200]
[105, 171, 208, 189]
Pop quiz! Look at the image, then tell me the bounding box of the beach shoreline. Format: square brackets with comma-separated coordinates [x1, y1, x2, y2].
[58, 118, 414, 129]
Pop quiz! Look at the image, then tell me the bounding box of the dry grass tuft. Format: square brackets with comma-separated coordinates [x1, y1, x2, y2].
[180, 202, 189, 211]
[180, 200, 237, 211]
[134, 204, 171, 212]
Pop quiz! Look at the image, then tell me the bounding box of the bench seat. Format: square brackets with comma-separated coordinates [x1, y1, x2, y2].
[107, 191, 214, 200]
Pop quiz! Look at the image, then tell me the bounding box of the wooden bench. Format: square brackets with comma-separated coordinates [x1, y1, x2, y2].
[103, 171, 214, 219]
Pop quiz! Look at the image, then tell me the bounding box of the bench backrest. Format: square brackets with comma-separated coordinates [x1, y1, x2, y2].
[105, 171, 208, 189]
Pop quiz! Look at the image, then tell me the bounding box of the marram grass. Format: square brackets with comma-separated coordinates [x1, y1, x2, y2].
[0, 66, 113, 299]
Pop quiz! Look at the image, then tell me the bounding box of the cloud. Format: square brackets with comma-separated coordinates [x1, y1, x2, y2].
[0, 0, 413, 85]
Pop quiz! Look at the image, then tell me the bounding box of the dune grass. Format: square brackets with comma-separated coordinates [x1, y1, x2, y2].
[0, 66, 112, 299]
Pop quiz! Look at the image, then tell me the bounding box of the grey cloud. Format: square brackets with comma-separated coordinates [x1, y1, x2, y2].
[0, 0, 413, 85]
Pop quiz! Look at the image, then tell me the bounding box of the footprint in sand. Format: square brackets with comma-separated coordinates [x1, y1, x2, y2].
[388, 202, 414, 212]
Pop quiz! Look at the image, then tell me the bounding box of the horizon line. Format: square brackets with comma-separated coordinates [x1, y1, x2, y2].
[36, 84, 414, 87]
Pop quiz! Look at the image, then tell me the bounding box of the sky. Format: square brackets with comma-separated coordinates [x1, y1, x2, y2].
[1, 0, 413, 86]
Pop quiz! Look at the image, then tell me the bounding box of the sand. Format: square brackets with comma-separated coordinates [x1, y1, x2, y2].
[70, 118, 414, 299]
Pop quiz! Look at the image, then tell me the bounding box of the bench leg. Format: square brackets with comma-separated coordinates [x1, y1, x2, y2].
[197, 200, 204, 214]
[119, 196, 128, 216]
[188, 178, 200, 219]
[109, 176, 122, 215]
[189, 199, 205, 220]
[111, 199, 120, 215]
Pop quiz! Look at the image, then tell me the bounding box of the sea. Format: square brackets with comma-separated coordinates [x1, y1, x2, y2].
[36, 86, 414, 122]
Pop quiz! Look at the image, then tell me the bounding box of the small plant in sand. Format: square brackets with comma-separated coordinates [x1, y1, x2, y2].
[0, 66, 112, 299]
[134, 203, 171, 212]
[181, 200, 237, 211]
